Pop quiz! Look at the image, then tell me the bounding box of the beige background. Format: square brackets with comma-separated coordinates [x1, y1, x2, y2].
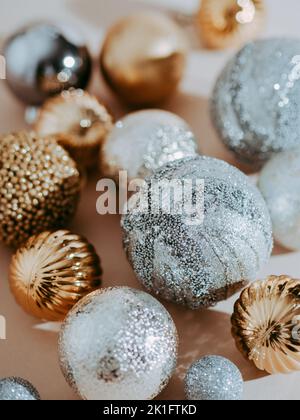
[0, 0, 300, 400]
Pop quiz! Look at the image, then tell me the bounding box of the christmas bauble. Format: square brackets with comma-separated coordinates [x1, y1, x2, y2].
[0, 132, 81, 248]
[232, 275, 300, 374]
[258, 150, 300, 250]
[100, 12, 188, 107]
[4, 23, 92, 105]
[9, 230, 102, 321]
[0, 377, 40, 400]
[59, 287, 178, 400]
[185, 356, 243, 400]
[198, 0, 265, 50]
[35, 89, 113, 169]
[101, 110, 198, 182]
[211, 39, 300, 165]
[122, 156, 273, 309]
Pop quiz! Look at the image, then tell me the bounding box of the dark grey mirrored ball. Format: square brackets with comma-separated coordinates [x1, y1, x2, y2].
[0, 377, 40, 400]
[3, 23, 92, 105]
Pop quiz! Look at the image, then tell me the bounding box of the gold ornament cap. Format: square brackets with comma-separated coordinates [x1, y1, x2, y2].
[9, 230, 102, 321]
[198, 0, 265, 50]
[35, 89, 113, 169]
[232, 275, 300, 374]
[100, 11, 188, 107]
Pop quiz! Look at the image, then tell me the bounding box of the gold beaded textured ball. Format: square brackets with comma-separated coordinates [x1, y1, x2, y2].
[198, 0, 265, 50]
[0, 132, 81, 248]
[35, 89, 114, 169]
[9, 230, 102, 321]
[232, 275, 300, 374]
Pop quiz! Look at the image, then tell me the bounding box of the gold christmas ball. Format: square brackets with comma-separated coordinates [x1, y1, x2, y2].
[0, 132, 81, 248]
[9, 230, 102, 321]
[198, 0, 265, 50]
[232, 275, 300, 375]
[100, 11, 188, 107]
[35, 89, 114, 169]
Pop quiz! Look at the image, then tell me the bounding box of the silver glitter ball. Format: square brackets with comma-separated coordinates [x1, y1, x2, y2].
[4, 22, 92, 105]
[58, 287, 178, 400]
[121, 156, 273, 309]
[0, 377, 40, 400]
[184, 356, 243, 401]
[101, 110, 198, 182]
[258, 149, 300, 250]
[211, 39, 300, 166]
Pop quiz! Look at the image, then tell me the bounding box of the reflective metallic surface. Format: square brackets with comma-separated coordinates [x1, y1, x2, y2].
[100, 12, 188, 107]
[3, 23, 92, 105]
[232, 275, 300, 374]
[198, 0, 265, 49]
[0, 377, 40, 400]
[9, 230, 102, 322]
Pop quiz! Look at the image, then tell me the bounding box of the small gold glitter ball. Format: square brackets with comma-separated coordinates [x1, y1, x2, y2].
[100, 11, 188, 107]
[232, 275, 300, 374]
[9, 230, 102, 321]
[0, 131, 81, 248]
[35, 89, 114, 169]
[198, 0, 265, 50]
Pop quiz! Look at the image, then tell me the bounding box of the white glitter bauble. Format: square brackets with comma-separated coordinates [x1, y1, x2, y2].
[58, 287, 178, 400]
[122, 156, 273, 309]
[0, 377, 40, 400]
[185, 356, 243, 400]
[212, 39, 300, 165]
[258, 150, 300, 250]
[101, 110, 198, 182]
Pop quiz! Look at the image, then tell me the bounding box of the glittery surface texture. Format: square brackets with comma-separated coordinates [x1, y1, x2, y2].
[35, 89, 113, 169]
[211, 38, 300, 165]
[101, 110, 198, 182]
[121, 156, 273, 309]
[258, 150, 300, 250]
[0, 132, 81, 248]
[184, 356, 243, 400]
[58, 287, 178, 400]
[0, 377, 40, 400]
[9, 230, 102, 321]
[232, 275, 300, 374]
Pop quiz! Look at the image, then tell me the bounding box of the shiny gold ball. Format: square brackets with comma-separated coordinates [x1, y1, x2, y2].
[100, 11, 188, 107]
[232, 275, 300, 374]
[198, 0, 265, 50]
[0, 132, 81, 248]
[9, 230, 102, 321]
[35, 89, 114, 169]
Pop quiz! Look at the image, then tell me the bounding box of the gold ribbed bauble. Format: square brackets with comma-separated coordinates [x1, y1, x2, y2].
[35, 89, 114, 169]
[0, 132, 81, 248]
[232, 276, 300, 375]
[9, 230, 102, 321]
[100, 11, 188, 107]
[198, 0, 265, 50]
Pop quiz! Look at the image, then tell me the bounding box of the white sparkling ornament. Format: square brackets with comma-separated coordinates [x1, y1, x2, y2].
[122, 156, 273, 309]
[258, 149, 300, 250]
[58, 287, 178, 400]
[0, 377, 40, 400]
[101, 110, 198, 182]
[185, 356, 244, 400]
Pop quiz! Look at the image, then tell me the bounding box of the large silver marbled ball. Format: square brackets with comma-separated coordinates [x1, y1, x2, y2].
[4, 22, 92, 105]
[185, 356, 243, 401]
[0, 377, 40, 400]
[211, 39, 300, 166]
[59, 287, 178, 400]
[258, 149, 300, 250]
[121, 156, 273, 309]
